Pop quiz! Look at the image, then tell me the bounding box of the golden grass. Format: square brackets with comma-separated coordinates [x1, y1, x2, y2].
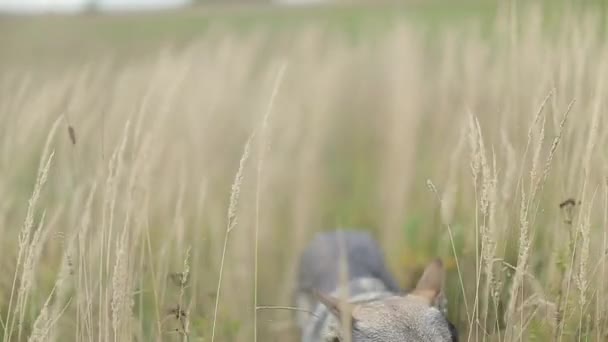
[1, 4, 608, 341]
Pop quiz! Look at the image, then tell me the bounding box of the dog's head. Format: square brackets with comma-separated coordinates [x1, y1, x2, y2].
[315, 259, 458, 342]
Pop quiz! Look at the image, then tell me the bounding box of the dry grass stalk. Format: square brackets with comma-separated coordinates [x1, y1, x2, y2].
[3, 116, 61, 342]
[100, 120, 131, 342]
[426, 180, 470, 324]
[254, 61, 288, 342]
[28, 286, 55, 342]
[16, 210, 48, 341]
[211, 129, 256, 342]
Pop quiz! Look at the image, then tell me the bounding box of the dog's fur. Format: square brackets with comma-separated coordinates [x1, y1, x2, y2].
[295, 230, 458, 342]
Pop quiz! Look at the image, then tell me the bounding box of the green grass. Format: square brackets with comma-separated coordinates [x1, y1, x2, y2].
[2, 1, 606, 75]
[0, 1, 500, 68]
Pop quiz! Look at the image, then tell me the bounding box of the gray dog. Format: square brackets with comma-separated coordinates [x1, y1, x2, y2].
[295, 230, 458, 342]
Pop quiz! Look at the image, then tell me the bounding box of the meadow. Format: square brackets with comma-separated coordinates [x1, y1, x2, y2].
[1, 2, 607, 341]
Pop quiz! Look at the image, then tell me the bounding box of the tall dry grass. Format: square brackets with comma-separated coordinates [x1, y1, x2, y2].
[1, 5, 608, 341]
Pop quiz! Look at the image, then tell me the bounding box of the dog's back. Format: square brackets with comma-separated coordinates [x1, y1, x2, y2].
[296, 230, 400, 298]
[295, 230, 457, 342]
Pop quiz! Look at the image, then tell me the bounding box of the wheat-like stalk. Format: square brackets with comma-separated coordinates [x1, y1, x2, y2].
[28, 286, 55, 342]
[16, 210, 47, 341]
[3, 116, 60, 342]
[99, 120, 131, 342]
[253, 60, 288, 342]
[211, 129, 256, 342]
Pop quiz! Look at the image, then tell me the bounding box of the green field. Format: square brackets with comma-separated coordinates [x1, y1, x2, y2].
[1, 1, 608, 341]
[0, 2, 501, 68]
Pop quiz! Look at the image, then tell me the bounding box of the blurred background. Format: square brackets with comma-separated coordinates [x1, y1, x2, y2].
[1, 0, 608, 341]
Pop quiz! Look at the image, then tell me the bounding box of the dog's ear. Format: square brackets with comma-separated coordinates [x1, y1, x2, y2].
[313, 290, 355, 341]
[313, 290, 351, 318]
[410, 258, 444, 305]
